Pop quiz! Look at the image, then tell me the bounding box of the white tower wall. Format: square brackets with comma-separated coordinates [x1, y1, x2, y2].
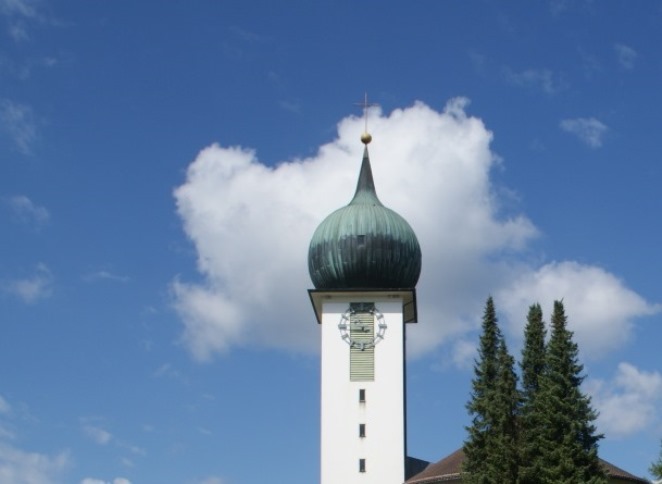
[320, 295, 407, 484]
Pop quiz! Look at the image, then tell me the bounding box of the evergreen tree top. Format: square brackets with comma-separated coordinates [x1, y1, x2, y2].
[521, 303, 546, 397]
[466, 297, 502, 417]
[651, 439, 662, 480]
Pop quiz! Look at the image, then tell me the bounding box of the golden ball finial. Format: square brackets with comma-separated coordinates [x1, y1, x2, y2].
[361, 132, 372, 145]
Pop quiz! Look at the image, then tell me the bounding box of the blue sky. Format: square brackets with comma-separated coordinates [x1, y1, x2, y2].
[2, 1, 662, 483]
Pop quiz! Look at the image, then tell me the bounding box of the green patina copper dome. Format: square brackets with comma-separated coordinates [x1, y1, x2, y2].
[308, 145, 422, 289]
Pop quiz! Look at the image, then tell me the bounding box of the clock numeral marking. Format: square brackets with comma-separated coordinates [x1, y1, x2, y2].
[338, 304, 387, 350]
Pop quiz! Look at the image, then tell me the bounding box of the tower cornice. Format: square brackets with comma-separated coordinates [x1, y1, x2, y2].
[308, 288, 417, 325]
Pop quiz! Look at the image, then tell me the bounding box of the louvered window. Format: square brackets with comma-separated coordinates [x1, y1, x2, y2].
[349, 303, 375, 381]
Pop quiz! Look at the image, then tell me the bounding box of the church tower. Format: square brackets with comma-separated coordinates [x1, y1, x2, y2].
[308, 127, 422, 484]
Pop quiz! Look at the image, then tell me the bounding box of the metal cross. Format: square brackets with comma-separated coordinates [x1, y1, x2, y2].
[354, 93, 379, 133]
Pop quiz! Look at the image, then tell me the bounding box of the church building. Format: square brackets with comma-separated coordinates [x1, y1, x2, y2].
[306, 125, 649, 484]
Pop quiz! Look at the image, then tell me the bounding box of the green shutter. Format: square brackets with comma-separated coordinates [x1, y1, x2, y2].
[350, 305, 375, 381]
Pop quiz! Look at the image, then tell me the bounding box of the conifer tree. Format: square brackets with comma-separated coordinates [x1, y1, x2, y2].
[463, 297, 519, 483]
[518, 303, 547, 483]
[520, 303, 546, 398]
[464, 297, 500, 483]
[535, 300, 606, 483]
[650, 440, 662, 480]
[486, 337, 520, 483]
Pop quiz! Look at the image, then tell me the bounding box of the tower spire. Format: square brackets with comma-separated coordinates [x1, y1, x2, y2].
[350, 145, 381, 205]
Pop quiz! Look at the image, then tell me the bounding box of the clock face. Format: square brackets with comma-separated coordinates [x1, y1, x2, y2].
[338, 303, 386, 350]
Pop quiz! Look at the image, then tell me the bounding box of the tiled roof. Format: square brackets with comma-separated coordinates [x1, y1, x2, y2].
[601, 459, 650, 483]
[406, 449, 650, 484]
[405, 449, 463, 484]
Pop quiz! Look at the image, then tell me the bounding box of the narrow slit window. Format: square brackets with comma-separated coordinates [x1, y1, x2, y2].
[359, 389, 366, 403]
[359, 458, 366, 473]
[359, 423, 366, 438]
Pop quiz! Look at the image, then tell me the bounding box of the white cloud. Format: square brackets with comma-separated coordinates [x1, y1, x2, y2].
[278, 99, 301, 114]
[0, 99, 37, 155]
[0, 442, 69, 484]
[4, 263, 53, 303]
[195, 477, 224, 484]
[449, 339, 477, 370]
[153, 363, 186, 383]
[587, 362, 662, 438]
[549, 0, 569, 15]
[0, 0, 37, 18]
[120, 444, 145, 456]
[0, 396, 12, 441]
[496, 261, 659, 359]
[0, 394, 69, 483]
[560, 117, 608, 148]
[615, 43, 637, 70]
[82, 271, 129, 283]
[81, 479, 131, 484]
[502, 67, 563, 94]
[171, 280, 244, 359]
[4, 55, 59, 81]
[0, 0, 38, 42]
[172, 99, 657, 362]
[8, 21, 27, 41]
[83, 425, 112, 445]
[0, 425, 14, 440]
[7, 195, 50, 228]
[0, 395, 10, 415]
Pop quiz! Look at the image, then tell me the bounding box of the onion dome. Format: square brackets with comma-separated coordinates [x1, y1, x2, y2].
[308, 137, 422, 289]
